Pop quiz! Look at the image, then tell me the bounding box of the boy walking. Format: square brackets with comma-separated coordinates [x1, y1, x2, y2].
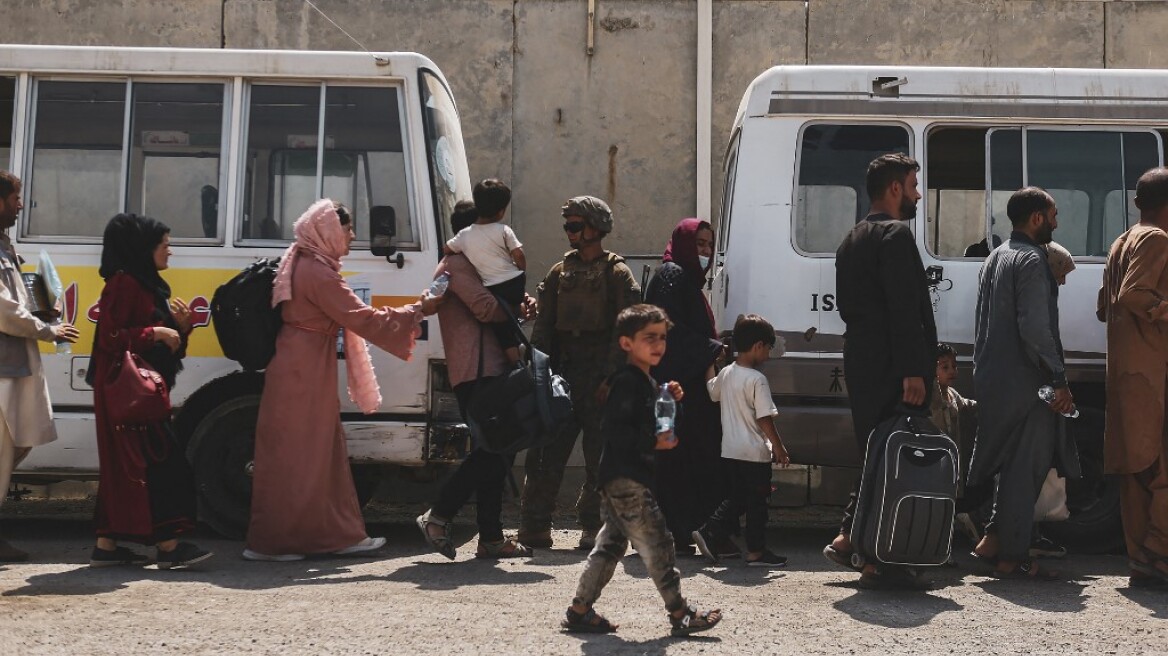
[562, 304, 722, 637]
[692, 314, 791, 567]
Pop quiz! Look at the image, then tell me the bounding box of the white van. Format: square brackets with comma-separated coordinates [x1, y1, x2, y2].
[0, 45, 472, 536]
[713, 65, 1168, 549]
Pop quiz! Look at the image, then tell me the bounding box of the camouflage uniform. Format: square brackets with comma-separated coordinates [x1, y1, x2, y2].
[519, 199, 640, 538]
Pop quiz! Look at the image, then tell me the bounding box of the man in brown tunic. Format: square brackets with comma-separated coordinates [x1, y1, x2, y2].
[1098, 166, 1168, 589]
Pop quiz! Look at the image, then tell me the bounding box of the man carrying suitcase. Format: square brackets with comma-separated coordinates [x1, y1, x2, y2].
[825, 153, 938, 589]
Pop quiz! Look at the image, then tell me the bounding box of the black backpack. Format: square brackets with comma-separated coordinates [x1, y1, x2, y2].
[211, 257, 282, 371]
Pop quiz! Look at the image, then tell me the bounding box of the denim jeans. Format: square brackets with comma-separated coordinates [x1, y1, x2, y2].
[573, 478, 686, 613]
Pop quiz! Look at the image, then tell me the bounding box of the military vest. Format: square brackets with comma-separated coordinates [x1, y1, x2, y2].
[554, 251, 625, 334]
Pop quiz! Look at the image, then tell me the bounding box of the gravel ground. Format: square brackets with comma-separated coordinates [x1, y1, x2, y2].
[0, 501, 1165, 655]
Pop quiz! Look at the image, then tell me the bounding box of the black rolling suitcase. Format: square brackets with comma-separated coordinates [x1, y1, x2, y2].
[849, 413, 959, 569]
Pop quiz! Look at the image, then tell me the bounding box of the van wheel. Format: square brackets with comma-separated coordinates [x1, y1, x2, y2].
[179, 375, 382, 539]
[1039, 407, 1124, 554]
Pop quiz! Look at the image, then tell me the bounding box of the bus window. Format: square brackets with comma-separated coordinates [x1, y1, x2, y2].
[420, 71, 471, 245]
[989, 129, 1159, 257]
[322, 86, 413, 248]
[793, 123, 910, 255]
[26, 81, 125, 238]
[0, 77, 13, 169]
[242, 85, 321, 241]
[926, 127, 989, 258]
[127, 83, 226, 241]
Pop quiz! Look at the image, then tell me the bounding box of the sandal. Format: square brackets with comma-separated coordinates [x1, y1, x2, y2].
[416, 511, 456, 560]
[561, 606, 618, 633]
[970, 549, 999, 568]
[669, 605, 722, 637]
[1133, 547, 1168, 585]
[475, 537, 533, 559]
[992, 559, 1061, 581]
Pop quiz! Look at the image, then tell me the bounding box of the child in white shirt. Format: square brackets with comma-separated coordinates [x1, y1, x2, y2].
[444, 179, 526, 362]
[692, 314, 790, 567]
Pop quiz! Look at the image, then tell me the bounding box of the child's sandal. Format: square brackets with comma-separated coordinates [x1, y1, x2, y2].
[561, 606, 618, 633]
[415, 510, 456, 560]
[669, 605, 722, 637]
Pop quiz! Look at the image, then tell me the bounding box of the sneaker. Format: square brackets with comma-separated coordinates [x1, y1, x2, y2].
[691, 528, 719, 564]
[745, 550, 787, 568]
[156, 542, 213, 569]
[576, 529, 598, 551]
[242, 549, 305, 562]
[332, 536, 387, 556]
[89, 546, 150, 568]
[0, 538, 29, 563]
[1029, 535, 1068, 559]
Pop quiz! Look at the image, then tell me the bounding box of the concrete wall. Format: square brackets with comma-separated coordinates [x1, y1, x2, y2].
[7, 0, 1168, 270]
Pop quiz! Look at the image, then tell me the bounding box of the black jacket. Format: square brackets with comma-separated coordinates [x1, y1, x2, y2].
[598, 365, 659, 488]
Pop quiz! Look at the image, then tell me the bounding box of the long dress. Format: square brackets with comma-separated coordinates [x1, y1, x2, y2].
[92, 272, 197, 544]
[645, 260, 724, 546]
[246, 257, 421, 555]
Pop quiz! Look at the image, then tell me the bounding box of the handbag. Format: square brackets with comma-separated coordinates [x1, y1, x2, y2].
[105, 350, 172, 427]
[466, 299, 572, 455]
[1034, 468, 1070, 522]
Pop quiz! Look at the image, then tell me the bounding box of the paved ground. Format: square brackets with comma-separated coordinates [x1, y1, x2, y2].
[0, 500, 1165, 655]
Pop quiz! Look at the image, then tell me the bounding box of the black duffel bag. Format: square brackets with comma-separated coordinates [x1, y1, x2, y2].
[466, 301, 572, 454]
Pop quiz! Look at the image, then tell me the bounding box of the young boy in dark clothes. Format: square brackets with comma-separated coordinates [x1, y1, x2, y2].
[561, 304, 722, 637]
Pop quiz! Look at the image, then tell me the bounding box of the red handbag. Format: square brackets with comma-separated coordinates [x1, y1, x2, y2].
[105, 351, 171, 427]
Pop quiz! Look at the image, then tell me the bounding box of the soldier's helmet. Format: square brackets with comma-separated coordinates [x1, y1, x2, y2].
[561, 196, 613, 235]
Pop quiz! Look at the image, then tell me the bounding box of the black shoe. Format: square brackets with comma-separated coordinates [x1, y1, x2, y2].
[745, 550, 787, 568]
[156, 542, 213, 570]
[89, 546, 151, 568]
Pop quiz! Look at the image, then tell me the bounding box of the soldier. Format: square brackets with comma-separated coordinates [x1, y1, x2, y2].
[518, 196, 641, 550]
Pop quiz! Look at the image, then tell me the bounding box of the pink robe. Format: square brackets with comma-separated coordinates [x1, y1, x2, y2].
[246, 258, 421, 555]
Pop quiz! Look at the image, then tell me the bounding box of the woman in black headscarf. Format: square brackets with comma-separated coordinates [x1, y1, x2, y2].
[644, 218, 729, 554]
[88, 214, 211, 570]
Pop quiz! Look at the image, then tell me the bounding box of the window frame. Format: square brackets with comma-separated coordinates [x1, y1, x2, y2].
[790, 119, 914, 258]
[716, 127, 741, 256]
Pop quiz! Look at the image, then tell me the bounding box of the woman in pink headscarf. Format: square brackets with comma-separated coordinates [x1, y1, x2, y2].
[243, 199, 441, 561]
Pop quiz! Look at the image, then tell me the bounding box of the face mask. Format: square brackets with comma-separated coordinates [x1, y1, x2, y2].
[698, 255, 710, 270]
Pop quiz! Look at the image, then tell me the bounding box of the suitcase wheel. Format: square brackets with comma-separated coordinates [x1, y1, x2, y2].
[850, 553, 866, 569]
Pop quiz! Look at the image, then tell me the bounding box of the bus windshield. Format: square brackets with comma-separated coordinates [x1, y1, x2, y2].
[419, 71, 471, 245]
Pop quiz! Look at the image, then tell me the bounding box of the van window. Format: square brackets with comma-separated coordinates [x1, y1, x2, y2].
[988, 128, 1159, 257]
[0, 77, 13, 169]
[27, 81, 126, 238]
[716, 130, 741, 253]
[926, 127, 990, 258]
[127, 83, 226, 241]
[794, 123, 911, 255]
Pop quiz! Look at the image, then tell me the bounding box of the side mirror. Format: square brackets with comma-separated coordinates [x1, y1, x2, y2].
[369, 205, 397, 258]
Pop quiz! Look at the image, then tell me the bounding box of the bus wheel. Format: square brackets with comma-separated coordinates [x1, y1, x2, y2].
[186, 393, 260, 539]
[1039, 407, 1124, 554]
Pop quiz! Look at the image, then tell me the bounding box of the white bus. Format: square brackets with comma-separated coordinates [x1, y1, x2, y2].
[1, 45, 473, 536]
[713, 65, 1168, 549]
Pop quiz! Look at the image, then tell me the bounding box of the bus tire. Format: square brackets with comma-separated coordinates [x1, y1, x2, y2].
[1039, 407, 1124, 555]
[177, 373, 382, 539]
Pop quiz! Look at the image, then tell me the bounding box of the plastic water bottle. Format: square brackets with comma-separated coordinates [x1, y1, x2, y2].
[655, 384, 676, 438]
[1038, 385, 1079, 418]
[427, 272, 450, 299]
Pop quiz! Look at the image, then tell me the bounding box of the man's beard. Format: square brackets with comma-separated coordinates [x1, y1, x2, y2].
[1036, 219, 1055, 244]
[900, 195, 917, 220]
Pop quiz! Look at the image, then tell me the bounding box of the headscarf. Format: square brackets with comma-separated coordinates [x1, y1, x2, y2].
[661, 218, 716, 335]
[662, 218, 714, 286]
[1043, 241, 1076, 281]
[272, 199, 382, 414]
[94, 213, 183, 388]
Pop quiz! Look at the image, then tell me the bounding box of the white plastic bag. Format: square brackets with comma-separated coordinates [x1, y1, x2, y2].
[1034, 469, 1069, 522]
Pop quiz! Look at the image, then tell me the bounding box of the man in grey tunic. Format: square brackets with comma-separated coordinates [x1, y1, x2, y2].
[969, 187, 1079, 580]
